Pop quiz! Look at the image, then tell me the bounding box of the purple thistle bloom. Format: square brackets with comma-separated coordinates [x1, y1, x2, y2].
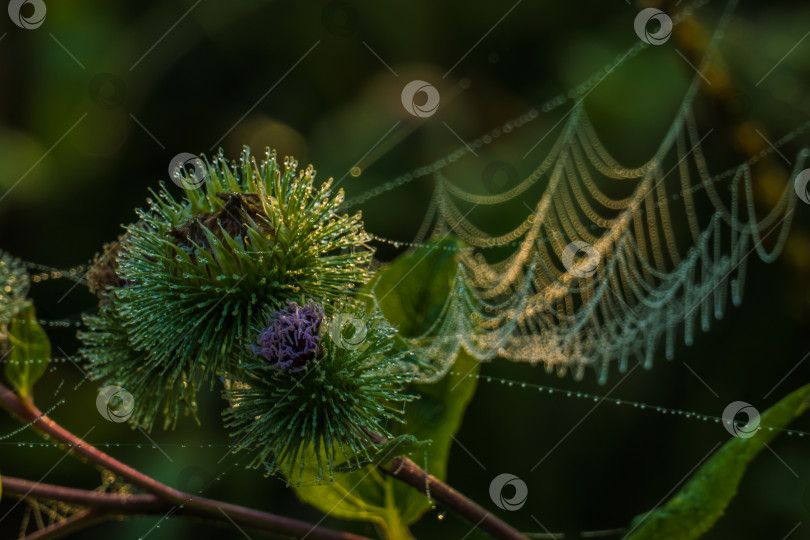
[251, 300, 324, 371]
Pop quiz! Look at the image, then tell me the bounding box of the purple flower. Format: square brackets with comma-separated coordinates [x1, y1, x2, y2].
[251, 300, 324, 371]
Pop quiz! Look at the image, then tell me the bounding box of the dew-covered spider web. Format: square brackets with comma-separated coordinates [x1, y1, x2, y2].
[350, 0, 809, 385]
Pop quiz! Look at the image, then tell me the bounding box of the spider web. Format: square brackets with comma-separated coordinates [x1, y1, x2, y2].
[360, 0, 808, 384]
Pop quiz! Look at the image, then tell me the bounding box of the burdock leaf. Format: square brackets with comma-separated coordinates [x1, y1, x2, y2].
[5, 305, 51, 401]
[293, 237, 479, 537]
[626, 383, 810, 540]
[370, 236, 461, 336]
[366, 236, 480, 523]
[332, 435, 431, 474]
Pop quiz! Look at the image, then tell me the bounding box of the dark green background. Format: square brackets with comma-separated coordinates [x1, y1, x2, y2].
[1, 1, 809, 539]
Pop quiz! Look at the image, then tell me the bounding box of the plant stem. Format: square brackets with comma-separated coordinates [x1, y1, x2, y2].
[0, 381, 369, 540]
[19, 510, 108, 540]
[364, 431, 528, 540]
[380, 456, 528, 540]
[2, 476, 172, 513]
[2, 476, 360, 540]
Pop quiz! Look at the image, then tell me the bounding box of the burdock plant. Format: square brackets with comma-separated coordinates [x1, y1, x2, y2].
[79, 147, 390, 451]
[225, 298, 415, 484]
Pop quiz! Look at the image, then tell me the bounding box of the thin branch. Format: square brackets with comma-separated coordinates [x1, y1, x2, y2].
[0, 381, 369, 540]
[18, 510, 109, 540]
[2, 476, 356, 540]
[2, 476, 168, 513]
[381, 455, 529, 540]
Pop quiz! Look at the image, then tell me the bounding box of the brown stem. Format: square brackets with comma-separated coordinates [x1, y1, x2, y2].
[19, 510, 109, 540]
[2, 476, 352, 540]
[3, 476, 172, 514]
[0, 381, 369, 540]
[380, 456, 528, 540]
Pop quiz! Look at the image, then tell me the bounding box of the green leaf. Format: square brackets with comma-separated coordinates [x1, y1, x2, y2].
[293, 237, 480, 537]
[370, 236, 461, 336]
[626, 383, 810, 540]
[5, 305, 51, 401]
[333, 435, 432, 474]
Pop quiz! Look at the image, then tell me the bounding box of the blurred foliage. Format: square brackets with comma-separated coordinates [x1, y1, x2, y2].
[1, 1, 810, 539]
